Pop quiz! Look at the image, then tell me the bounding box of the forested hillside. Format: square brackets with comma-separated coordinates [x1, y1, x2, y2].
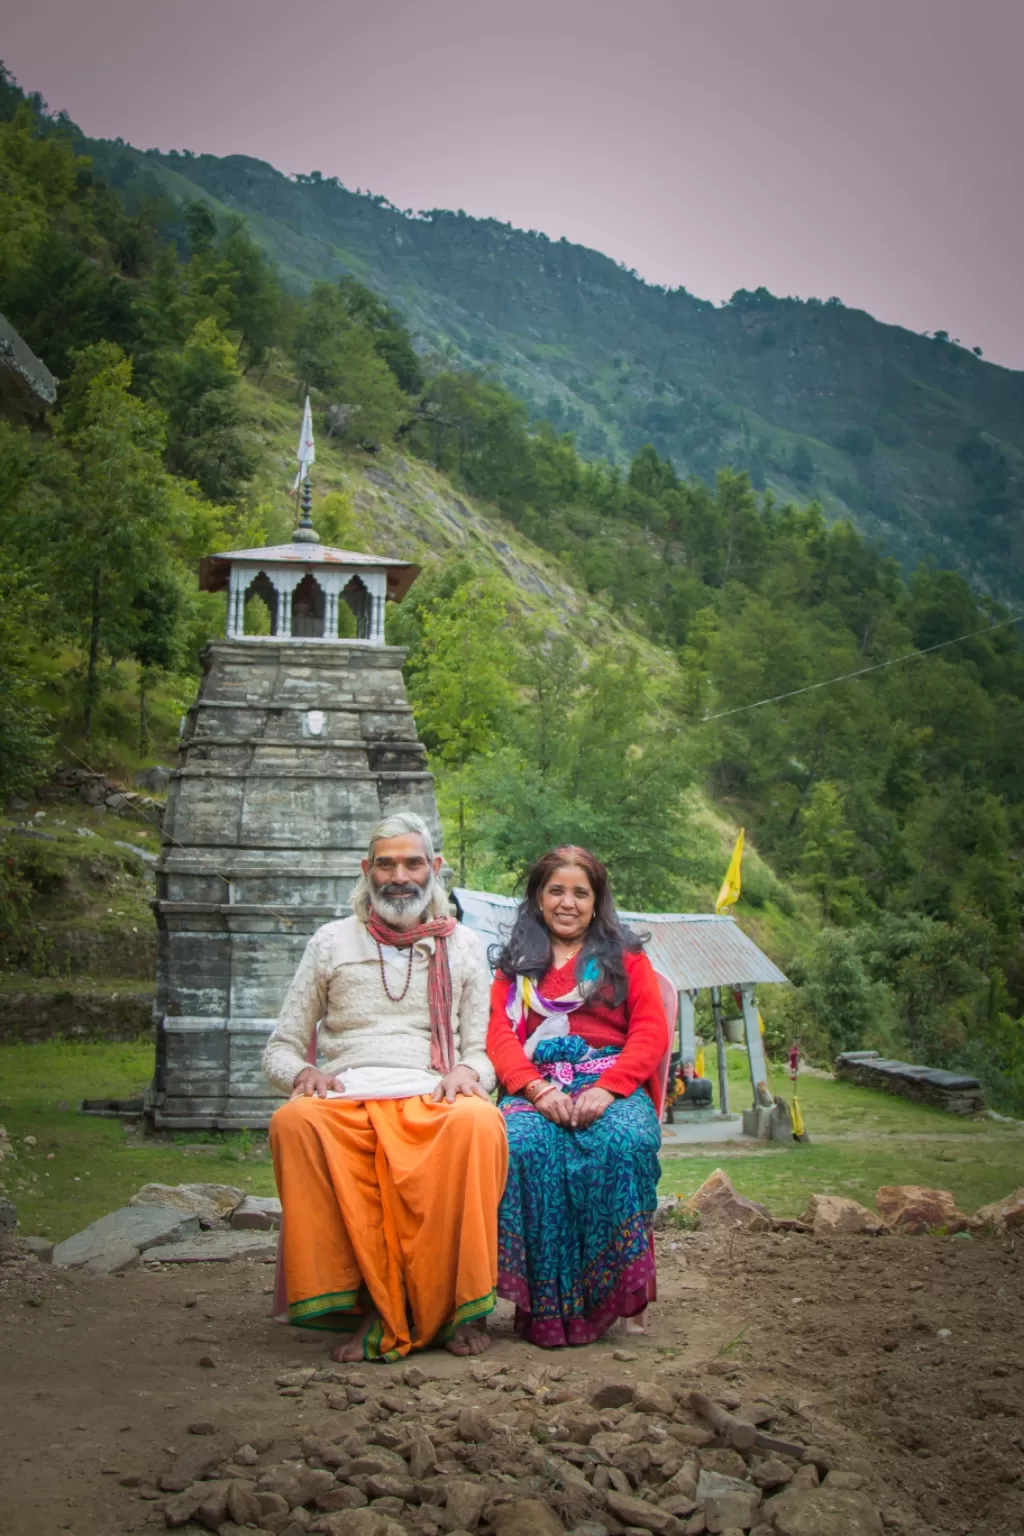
[0, 69, 1021, 1114]
[69, 108, 1024, 600]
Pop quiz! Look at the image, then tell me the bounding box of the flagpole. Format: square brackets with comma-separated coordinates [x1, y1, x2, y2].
[292, 396, 320, 545]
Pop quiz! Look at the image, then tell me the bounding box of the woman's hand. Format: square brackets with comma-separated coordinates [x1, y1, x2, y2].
[571, 1087, 615, 1129]
[532, 1088, 574, 1126]
[290, 1067, 344, 1099]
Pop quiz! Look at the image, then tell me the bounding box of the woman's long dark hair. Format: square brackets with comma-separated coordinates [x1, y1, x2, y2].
[492, 845, 645, 1007]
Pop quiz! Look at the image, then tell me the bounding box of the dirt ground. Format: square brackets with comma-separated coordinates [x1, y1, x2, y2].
[1, 1224, 1021, 1536]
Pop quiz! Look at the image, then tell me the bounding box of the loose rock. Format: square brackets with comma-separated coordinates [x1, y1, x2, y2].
[683, 1170, 771, 1231]
[227, 1479, 264, 1525]
[766, 1485, 884, 1536]
[230, 1193, 283, 1230]
[751, 1458, 793, 1490]
[490, 1499, 565, 1535]
[604, 1488, 677, 1532]
[634, 1382, 676, 1416]
[971, 1186, 1024, 1234]
[457, 1407, 491, 1442]
[874, 1185, 968, 1235]
[588, 1380, 635, 1409]
[443, 1479, 490, 1529]
[159, 1440, 228, 1491]
[799, 1194, 889, 1237]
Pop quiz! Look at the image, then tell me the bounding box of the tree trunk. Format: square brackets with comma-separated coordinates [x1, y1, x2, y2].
[84, 568, 102, 741]
[458, 797, 467, 888]
[139, 671, 149, 757]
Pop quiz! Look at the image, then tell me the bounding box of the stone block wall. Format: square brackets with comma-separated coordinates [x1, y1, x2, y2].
[148, 639, 440, 1129]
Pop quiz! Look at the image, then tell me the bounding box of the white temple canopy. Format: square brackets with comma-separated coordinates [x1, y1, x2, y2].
[199, 542, 420, 644]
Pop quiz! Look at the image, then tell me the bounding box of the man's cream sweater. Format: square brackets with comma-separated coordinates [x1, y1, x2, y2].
[262, 915, 495, 1095]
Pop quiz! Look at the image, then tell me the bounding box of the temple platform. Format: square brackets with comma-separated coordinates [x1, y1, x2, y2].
[660, 1113, 749, 1147]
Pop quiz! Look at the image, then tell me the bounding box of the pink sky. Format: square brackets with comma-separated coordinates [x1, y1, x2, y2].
[5, 0, 1023, 367]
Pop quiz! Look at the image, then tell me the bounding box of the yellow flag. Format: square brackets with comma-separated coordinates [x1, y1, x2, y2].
[695, 1046, 705, 1078]
[715, 828, 745, 914]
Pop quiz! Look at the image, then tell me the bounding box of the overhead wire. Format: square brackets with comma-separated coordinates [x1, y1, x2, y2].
[699, 611, 1023, 725]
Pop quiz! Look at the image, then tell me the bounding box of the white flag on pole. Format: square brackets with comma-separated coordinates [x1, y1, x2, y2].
[293, 394, 316, 490]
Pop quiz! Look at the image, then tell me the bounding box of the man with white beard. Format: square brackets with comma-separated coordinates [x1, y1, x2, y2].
[264, 811, 506, 1362]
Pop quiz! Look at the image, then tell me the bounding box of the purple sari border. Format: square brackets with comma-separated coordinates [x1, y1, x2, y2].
[497, 1246, 656, 1348]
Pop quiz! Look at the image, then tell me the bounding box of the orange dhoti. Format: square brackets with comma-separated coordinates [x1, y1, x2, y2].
[269, 1093, 508, 1361]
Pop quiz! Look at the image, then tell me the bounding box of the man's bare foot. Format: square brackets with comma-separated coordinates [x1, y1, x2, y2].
[623, 1306, 649, 1335]
[331, 1309, 379, 1363]
[445, 1320, 491, 1356]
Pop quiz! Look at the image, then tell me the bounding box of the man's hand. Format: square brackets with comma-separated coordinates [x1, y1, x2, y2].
[432, 1065, 490, 1103]
[533, 1088, 574, 1126]
[290, 1067, 344, 1099]
[570, 1086, 615, 1129]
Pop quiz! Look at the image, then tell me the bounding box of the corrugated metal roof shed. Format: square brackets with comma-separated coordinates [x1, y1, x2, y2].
[453, 889, 788, 991]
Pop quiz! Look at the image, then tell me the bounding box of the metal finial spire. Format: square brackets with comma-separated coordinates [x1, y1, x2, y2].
[292, 396, 320, 544]
[293, 474, 320, 544]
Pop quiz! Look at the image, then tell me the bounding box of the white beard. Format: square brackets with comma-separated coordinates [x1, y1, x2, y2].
[368, 873, 438, 929]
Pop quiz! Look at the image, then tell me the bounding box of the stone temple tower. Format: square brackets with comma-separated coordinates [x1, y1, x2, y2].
[148, 507, 437, 1129]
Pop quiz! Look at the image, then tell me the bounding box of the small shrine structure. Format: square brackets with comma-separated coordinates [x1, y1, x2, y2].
[148, 493, 438, 1129]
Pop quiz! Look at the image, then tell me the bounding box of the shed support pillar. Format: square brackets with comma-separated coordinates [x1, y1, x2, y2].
[678, 989, 696, 1064]
[740, 982, 770, 1107]
[711, 986, 729, 1116]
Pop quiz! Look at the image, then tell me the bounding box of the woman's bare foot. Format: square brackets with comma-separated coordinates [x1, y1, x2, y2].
[622, 1306, 649, 1335]
[331, 1309, 379, 1363]
[445, 1320, 491, 1356]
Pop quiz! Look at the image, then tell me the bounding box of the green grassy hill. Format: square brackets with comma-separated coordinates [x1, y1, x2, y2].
[88, 139, 1024, 598]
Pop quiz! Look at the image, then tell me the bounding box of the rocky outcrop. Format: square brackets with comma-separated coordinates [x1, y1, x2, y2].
[0, 987, 153, 1045]
[0, 311, 57, 421]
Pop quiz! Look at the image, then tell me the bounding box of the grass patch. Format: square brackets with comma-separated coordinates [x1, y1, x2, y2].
[658, 1140, 1024, 1218]
[708, 1043, 1018, 1136]
[2, 1039, 1022, 1241]
[0, 1041, 276, 1241]
[662, 1044, 1024, 1215]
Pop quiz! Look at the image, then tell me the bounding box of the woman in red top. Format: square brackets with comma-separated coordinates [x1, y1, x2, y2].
[487, 845, 668, 1347]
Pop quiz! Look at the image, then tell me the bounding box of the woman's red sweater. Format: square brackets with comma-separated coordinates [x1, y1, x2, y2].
[486, 948, 669, 1102]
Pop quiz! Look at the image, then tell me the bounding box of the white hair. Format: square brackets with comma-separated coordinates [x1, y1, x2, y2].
[368, 810, 436, 864]
[350, 810, 449, 923]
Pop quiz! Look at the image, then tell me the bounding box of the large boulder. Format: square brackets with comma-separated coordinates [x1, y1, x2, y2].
[141, 1231, 277, 1263]
[52, 1206, 200, 1273]
[970, 1187, 1024, 1234]
[130, 1183, 246, 1224]
[874, 1185, 968, 1235]
[800, 1194, 889, 1236]
[684, 1169, 771, 1230]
